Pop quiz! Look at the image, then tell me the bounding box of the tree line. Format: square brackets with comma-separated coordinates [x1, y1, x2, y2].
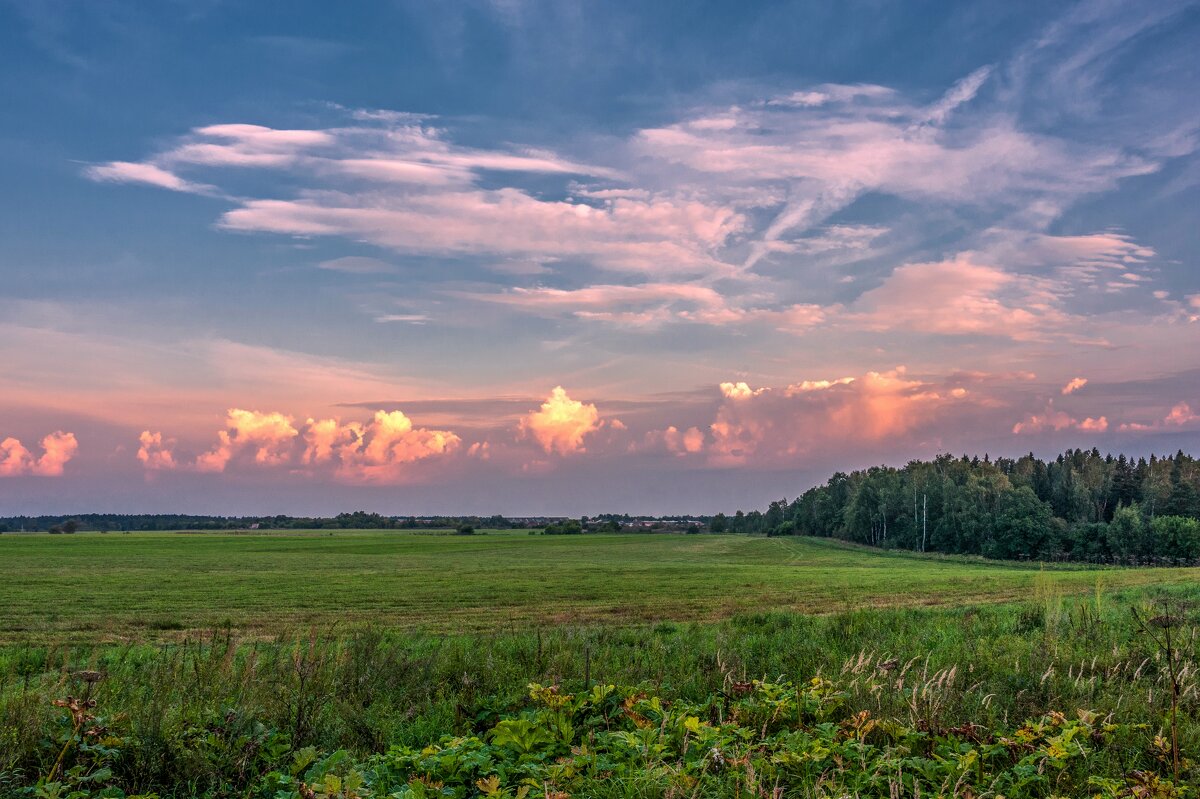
[0, 512, 544, 533]
[715, 449, 1200, 563]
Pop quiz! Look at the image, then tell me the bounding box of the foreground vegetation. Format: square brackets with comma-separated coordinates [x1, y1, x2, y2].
[3, 532, 1198, 641]
[2, 585, 1198, 797]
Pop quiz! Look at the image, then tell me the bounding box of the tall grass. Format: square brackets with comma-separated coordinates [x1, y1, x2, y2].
[0, 585, 1196, 795]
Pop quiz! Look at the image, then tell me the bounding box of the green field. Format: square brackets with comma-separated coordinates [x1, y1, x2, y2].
[2, 530, 1196, 641]
[3, 531, 1200, 795]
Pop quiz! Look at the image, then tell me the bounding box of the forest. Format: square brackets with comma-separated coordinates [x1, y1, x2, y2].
[723, 449, 1200, 563]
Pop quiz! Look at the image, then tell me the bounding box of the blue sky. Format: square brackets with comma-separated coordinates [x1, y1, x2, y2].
[1, 0, 1198, 515]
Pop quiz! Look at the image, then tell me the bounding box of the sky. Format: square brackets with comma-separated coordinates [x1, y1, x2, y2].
[1, 0, 1199, 516]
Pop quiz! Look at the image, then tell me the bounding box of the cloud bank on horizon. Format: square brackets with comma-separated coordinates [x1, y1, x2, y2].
[1, 0, 1198, 513]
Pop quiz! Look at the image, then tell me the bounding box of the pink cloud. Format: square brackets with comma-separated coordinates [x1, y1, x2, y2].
[719, 381, 766, 400]
[468, 283, 829, 332]
[848, 255, 1071, 340]
[137, 430, 177, 470]
[634, 425, 706, 457]
[663, 425, 705, 455]
[638, 90, 1154, 204]
[474, 282, 731, 324]
[1061, 377, 1088, 395]
[326, 410, 461, 484]
[632, 69, 1162, 273]
[706, 367, 966, 465]
[1012, 405, 1108, 434]
[0, 438, 33, 476]
[785, 376, 855, 394]
[166, 124, 336, 168]
[140, 408, 459, 483]
[84, 161, 207, 193]
[195, 409, 299, 472]
[1166, 402, 1198, 426]
[520, 386, 601, 455]
[301, 417, 344, 465]
[220, 190, 743, 276]
[0, 431, 78, 477]
[1118, 402, 1200, 432]
[977, 229, 1157, 288]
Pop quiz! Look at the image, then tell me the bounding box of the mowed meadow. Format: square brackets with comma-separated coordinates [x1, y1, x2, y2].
[2, 530, 1197, 641]
[3, 531, 1200, 796]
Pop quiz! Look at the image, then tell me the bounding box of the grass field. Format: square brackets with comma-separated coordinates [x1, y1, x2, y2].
[3, 531, 1199, 795]
[2, 530, 1197, 642]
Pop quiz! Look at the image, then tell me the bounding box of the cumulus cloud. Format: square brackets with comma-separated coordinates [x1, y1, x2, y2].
[520, 386, 601, 455]
[706, 368, 968, 466]
[139, 408, 459, 482]
[195, 409, 299, 472]
[1012, 405, 1108, 434]
[0, 438, 33, 476]
[0, 431, 78, 477]
[719, 382, 766, 400]
[647, 425, 705, 456]
[314, 410, 462, 483]
[1118, 402, 1200, 432]
[786, 377, 855, 394]
[1061, 377, 1088, 395]
[1166, 402, 1199, 426]
[137, 431, 177, 470]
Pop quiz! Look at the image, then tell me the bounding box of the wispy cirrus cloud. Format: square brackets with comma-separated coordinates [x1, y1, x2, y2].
[83, 3, 1190, 342]
[84, 161, 212, 193]
[634, 73, 1155, 274]
[84, 116, 749, 278]
[220, 190, 743, 275]
[844, 255, 1073, 341]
